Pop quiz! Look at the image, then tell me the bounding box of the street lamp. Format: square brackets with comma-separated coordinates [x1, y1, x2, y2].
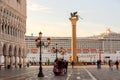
[35, 32, 51, 77]
[55, 44, 58, 59]
[59, 47, 66, 59]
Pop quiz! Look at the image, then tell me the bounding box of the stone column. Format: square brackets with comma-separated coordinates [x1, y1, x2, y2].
[19, 57, 22, 64]
[4, 56, 7, 68]
[15, 56, 18, 68]
[23, 57, 25, 67]
[10, 56, 13, 68]
[19, 56, 22, 68]
[69, 17, 78, 63]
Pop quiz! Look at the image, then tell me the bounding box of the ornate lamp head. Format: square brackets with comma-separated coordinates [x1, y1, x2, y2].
[39, 32, 42, 38]
[35, 38, 41, 47]
[47, 37, 51, 44]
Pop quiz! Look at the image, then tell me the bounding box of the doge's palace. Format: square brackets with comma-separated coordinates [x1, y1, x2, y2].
[0, 0, 27, 68]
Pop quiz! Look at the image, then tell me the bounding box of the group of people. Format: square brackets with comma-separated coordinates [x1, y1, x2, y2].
[53, 58, 68, 76]
[108, 60, 119, 70]
[97, 59, 119, 70]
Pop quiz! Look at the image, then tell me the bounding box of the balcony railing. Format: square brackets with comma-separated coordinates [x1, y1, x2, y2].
[0, 33, 25, 44]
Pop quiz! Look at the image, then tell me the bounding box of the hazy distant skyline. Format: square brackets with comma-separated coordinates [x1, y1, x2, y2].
[26, 0, 120, 37]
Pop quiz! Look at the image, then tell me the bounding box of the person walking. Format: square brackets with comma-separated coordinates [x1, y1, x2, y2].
[115, 60, 119, 70]
[27, 62, 29, 67]
[108, 59, 113, 70]
[64, 60, 68, 73]
[71, 60, 74, 68]
[97, 60, 101, 69]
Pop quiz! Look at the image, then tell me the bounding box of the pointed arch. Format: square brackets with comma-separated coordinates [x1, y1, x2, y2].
[8, 45, 12, 56]
[18, 47, 21, 57]
[3, 44, 7, 56]
[14, 46, 17, 56]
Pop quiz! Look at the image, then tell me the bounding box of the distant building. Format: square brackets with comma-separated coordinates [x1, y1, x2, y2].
[25, 28, 120, 62]
[0, 0, 27, 68]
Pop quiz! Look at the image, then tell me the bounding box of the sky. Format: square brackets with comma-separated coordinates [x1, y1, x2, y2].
[26, 0, 120, 37]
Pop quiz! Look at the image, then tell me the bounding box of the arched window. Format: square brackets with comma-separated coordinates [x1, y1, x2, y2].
[8, 26, 10, 34]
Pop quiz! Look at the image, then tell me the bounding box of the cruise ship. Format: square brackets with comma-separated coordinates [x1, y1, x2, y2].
[25, 28, 120, 63]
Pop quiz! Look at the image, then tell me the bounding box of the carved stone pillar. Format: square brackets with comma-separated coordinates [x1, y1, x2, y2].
[19, 56, 22, 68]
[19, 57, 22, 64]
[23, 57, 25, 67]
[15, 56, 18, 68]
[10, 56, 13, 68]
[69, 13, 79, 63]
[4, 56, 7, 68]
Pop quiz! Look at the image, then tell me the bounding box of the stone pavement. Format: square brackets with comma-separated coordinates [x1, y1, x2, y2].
[0, 65, 120, 80]
[88, 68, 120, 80]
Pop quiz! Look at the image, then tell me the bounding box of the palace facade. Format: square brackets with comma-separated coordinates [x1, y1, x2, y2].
[0, 0, 27, 68]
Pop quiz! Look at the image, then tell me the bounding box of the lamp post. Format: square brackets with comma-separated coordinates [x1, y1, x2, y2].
[60, 47, 66, 59]
[35, 32, 51, 77]
[55, 44, 58, 59]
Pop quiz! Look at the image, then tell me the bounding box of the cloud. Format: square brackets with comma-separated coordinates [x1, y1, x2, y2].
[27, 1, 52, 13]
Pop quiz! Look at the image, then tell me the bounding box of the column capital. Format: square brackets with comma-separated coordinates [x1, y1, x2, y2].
[69, 17, 79, 25]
